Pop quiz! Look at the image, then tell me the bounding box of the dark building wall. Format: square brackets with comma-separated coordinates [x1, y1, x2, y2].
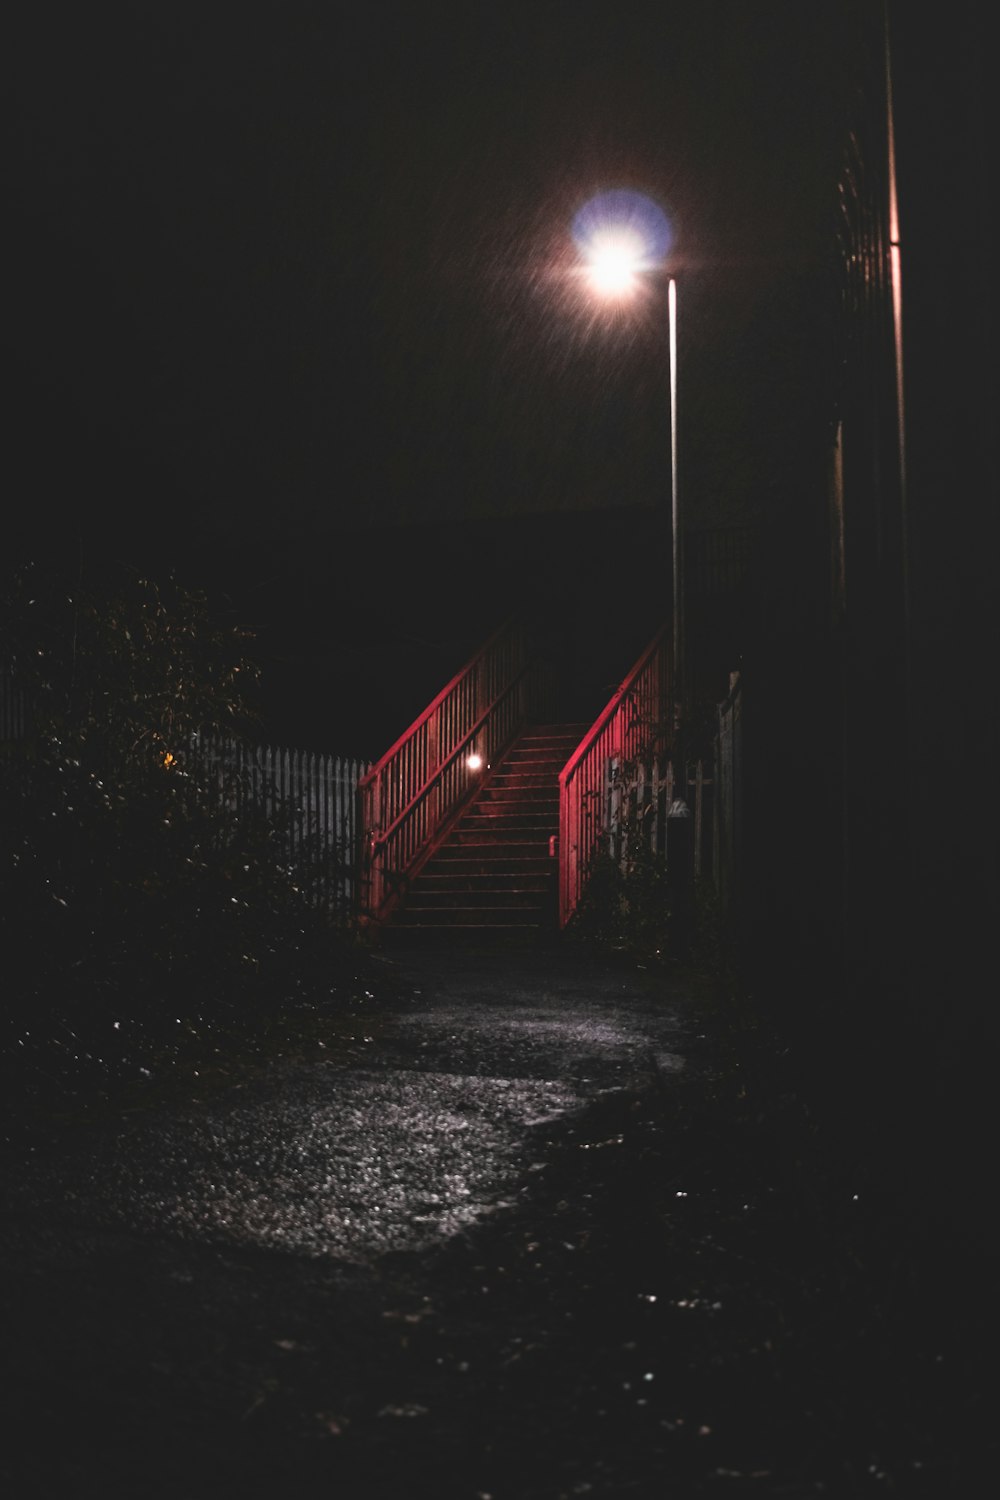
[890, 0, 994, 931]
[736, 1, 993, 1196]
[887, 0, 995, 1207]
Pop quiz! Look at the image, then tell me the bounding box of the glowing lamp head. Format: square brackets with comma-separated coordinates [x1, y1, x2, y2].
[586, 228, 644, 296]
[572, 188, 673, 299]
[467, 753, 483, 772]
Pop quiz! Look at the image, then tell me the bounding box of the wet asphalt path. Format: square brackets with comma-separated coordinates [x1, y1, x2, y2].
[1, 941, 702, 1500]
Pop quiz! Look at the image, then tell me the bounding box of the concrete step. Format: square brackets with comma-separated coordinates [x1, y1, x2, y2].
[427, 867, 553, 885]
[481, 779, 559, 795]
[455, 835, 557, 853]
[506, 748, 578, 764]
[405, 885, 550, 908]
[509, 732, 583, 745]
[461, 803, 557, 822]
[474, 808, 556, 825]
[522, 722, 590, 736]
[431, 846, 553, 868]
[448, 827, 553, 847]
[378, 925, 553, 948]
[506, 738, 580, 754]
[506, 748, 576, 765]
[485, 772, 559, 789]
[392, 904, 546, 928]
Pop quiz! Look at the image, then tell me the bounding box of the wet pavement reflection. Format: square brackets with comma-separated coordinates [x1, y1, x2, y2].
[5, 946, 685, 1265]
[0, 943, 958, 1497]
[1, 943, 700, 1499]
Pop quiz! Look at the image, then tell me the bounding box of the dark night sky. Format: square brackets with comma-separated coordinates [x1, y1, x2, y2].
[8, 2, 850, 753]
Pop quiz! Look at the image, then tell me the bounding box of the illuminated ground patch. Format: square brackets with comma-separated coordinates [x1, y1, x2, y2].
[14, 1067, 582, 1263]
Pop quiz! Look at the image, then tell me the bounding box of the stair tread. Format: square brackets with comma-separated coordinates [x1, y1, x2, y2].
[392, 912, 548, 924]
[436, 842, 552, 851]
[418, 875, 550, 885]
[404, 904, 546, 913]
[434, 852, 551, 864]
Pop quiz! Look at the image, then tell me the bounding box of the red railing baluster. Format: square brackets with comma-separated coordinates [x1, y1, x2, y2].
[557, 626, 671, 928]
[357, 618, 532, 924]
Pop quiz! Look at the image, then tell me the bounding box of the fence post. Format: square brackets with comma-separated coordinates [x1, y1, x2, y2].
[607, 756, 621, 863]
[666, 796, 694, 959]
[694, 758, 704, 879]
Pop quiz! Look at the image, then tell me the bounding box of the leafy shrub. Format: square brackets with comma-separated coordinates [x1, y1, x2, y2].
[0, 562, 344, 1071]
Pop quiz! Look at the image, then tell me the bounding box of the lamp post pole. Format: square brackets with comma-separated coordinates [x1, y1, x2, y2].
[667, 273, 683, 775]
[573, 188, 692, 940]
[664, 270, 693, 946]
[571, 190, 683, 776]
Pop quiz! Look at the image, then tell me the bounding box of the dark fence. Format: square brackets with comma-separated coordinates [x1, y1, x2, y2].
[0, 672, 30, 743]
[191, 736, 370, 917]
[591, 673, 743, 910]
[713, 671, 743, 917]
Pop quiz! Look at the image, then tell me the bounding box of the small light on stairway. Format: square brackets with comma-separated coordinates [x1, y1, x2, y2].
[467, 753, 484, 771]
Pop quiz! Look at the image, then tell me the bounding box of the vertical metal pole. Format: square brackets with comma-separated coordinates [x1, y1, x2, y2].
[668, 276, 684, 778]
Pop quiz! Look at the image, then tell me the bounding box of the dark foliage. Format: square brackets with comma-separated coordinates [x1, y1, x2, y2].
[571, 841, 673, 960]
[0, 561, 353, 1097]
[568, 749, 699, 966]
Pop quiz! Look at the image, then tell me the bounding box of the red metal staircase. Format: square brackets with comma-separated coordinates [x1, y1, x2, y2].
[357, 616, 672, 936]
[386, 724, 588, 934]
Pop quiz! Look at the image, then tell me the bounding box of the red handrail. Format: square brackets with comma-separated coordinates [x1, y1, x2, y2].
[357, 617, 531, 922]
[359, 618, 513, 790]
[557, 625, 671, 927]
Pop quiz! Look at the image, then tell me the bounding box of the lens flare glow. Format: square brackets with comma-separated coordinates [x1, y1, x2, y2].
[467, 753, 483, 771]
[587, 228, 644, 295]
[572, 189, 673, 297]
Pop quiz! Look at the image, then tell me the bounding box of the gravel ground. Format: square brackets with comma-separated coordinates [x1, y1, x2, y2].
[4, 945, 686, 1266]
[1, 941, 708, 1500]
[0, 940, 977, 1498]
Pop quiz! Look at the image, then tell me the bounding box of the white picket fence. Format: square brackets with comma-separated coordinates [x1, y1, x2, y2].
[191, 734, 370, 917]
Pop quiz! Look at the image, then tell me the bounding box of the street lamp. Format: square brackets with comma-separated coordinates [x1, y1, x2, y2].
[572, 189, 683, 763]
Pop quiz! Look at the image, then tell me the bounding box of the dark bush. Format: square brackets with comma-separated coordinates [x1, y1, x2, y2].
[0, 561, 347, 1086]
